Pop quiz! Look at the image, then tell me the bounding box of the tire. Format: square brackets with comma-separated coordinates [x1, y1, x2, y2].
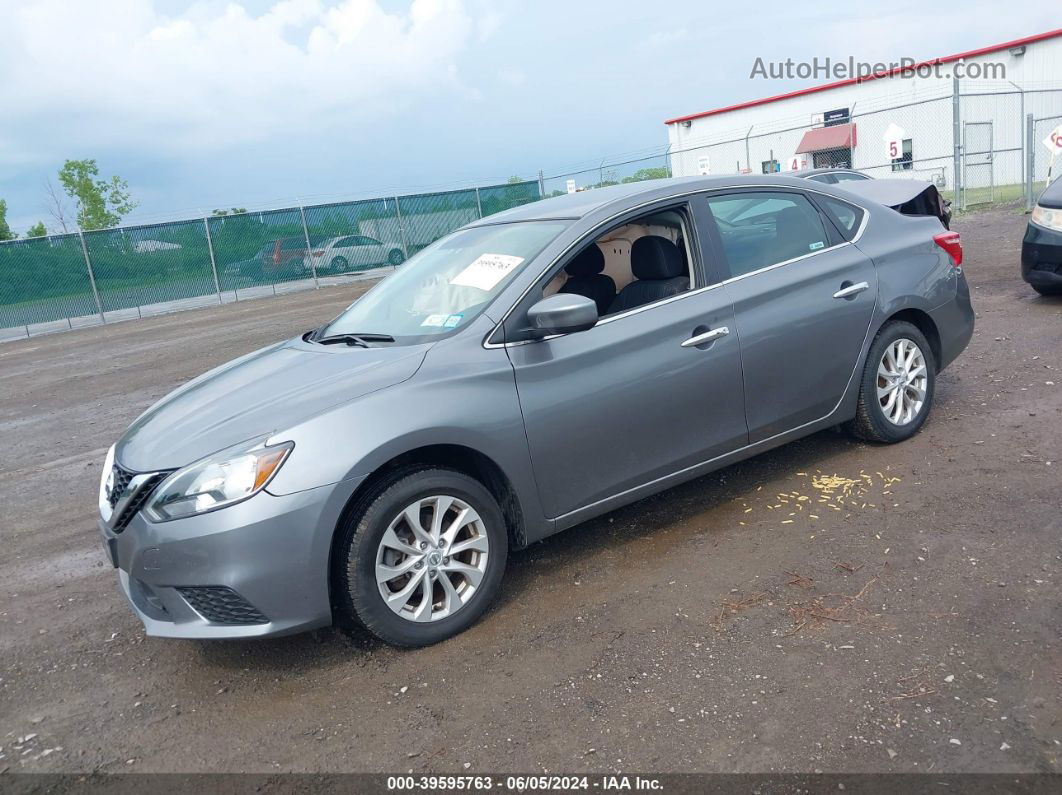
[330, 256, 349, 273]
[1031, 283, 1062, 296]
[388, 248, 405, 266]
[846, 321, 935, 443]
[333, 467, 508, 647]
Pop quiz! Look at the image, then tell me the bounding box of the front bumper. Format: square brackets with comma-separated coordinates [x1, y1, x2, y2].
[99, 478, 361, 639]
[1021, 220, 1062, 287]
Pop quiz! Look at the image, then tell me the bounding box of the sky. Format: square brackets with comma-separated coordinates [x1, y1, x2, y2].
[0, 0, 1059, 234]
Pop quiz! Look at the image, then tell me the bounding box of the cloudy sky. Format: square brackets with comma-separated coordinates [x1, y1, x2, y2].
[0, 0, 1058, 233]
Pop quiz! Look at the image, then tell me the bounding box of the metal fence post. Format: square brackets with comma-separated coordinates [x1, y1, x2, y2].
[952, 74, 963, 210]
[393, 195, 409, 263]
[1026, 113, 1036, 211]
[537, 170, 545, 198]
[475, 187, 484, 218]
[298, 204, 319, 288]
[78, 230, 106, 323]
[203, 217, 223, 304]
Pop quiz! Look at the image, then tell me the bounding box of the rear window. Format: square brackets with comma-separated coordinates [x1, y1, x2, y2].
[706, 191, 830, 277]
[818, 197, 864, 240]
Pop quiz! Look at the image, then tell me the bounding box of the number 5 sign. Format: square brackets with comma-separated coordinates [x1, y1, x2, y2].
[883, 123, 905, 160]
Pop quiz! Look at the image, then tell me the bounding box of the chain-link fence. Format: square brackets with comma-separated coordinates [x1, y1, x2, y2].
[1029, 112, 1062, 206]
[543, 81, 1061, 214]
[0, 180, 540, 340]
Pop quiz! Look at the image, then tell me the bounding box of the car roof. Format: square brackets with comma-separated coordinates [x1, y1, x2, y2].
[469, 175, 846, 224]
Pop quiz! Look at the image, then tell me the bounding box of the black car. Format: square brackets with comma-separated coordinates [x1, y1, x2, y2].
[1022, 178, 1062, 296]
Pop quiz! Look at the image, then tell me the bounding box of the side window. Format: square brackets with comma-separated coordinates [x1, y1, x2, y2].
[818, 197, 865, 241]
[807, 173, 836, 183]
[538, 207, 694, 319]
[834, 171, 870, 181]
[706, 192, 830, 278]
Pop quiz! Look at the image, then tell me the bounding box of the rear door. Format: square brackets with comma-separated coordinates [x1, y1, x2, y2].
[703, 189, 877, 442]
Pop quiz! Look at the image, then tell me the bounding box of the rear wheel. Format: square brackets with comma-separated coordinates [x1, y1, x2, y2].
[846, 321, 935, 443]
[388, 248, 405, 266]
[1031, 283, 1062, 296]
[330, 255, 349, 273]
[333, 468, 507, 647]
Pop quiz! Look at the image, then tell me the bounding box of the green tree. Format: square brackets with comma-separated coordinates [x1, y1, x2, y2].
[57, 159, 138, 230]
[622, 167, 670, 183]
[507, 175, 523, 184]
[26, 221, 47, 238]
[212, 207, 248, 216]
[0, 199, 16, 241]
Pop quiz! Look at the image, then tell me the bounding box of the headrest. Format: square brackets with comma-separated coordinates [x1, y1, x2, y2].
[564, 244, 605, 277]
[631, 236, 684, 280]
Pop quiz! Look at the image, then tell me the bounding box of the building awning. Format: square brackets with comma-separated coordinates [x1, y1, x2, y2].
[796, 123, 857, 153]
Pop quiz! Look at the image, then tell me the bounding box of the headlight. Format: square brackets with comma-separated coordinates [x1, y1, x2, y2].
[146, 438, 293, 522]
[1032, 204, 1062, 232]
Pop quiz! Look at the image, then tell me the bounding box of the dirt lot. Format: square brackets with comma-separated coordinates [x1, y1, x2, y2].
[1, 206, 1060, 775]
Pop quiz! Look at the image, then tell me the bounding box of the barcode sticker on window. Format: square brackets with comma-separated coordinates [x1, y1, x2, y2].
[449, 254, 524, 291]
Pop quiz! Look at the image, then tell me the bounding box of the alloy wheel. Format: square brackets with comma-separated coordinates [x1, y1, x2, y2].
[374, 495, 489, 623]
[876, 337, 927, 426]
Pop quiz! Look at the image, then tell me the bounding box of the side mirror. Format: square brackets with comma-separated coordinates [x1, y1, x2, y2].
[525, 293, 598, 337]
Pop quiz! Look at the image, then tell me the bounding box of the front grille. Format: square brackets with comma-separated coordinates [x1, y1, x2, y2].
[107, 465, 134, 509]
[175, 586, 269, 625]
[111, 472, 170, 534]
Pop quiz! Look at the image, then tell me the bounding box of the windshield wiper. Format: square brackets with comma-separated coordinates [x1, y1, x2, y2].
[314, 332, 396, 347]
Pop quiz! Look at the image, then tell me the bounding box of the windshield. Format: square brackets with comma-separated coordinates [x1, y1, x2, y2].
[319, 221, 567, 343]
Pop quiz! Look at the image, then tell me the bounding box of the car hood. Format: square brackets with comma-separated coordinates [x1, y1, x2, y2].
[1038, 176, 1062, 209]
[116, 337, 429, 472]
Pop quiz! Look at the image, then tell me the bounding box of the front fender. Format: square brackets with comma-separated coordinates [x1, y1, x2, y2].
[265, 323, 551, 544]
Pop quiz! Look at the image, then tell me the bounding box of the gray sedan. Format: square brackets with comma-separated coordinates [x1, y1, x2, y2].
[98, 176, 974, 647]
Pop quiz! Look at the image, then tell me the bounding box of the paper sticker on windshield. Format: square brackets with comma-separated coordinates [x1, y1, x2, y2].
[449, 254, 524, 291]
[809, 241, 825, 251]
[421, 314, 449, 327]
[443, 314, 463, 328]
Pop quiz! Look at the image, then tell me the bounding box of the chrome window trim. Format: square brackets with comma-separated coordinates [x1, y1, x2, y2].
[482, 183, 871, 350]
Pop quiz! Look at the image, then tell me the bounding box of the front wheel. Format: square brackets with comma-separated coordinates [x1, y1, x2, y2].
[333, 468, 508, 647]
[330, 255, 349, 273]
[846, 321, 935, 443]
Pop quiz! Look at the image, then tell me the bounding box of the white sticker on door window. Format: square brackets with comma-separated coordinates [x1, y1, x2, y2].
[449, 254, 524, 291]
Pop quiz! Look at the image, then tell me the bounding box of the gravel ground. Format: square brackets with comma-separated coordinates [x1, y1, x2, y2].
[1, 206, 1060, 775]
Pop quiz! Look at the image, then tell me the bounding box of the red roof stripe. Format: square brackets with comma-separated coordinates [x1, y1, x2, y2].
[664, 28, 1062, 125]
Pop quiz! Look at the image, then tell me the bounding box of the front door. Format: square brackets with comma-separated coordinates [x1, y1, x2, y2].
[506, 202, 748, 520]
[507, 289, 746, 519]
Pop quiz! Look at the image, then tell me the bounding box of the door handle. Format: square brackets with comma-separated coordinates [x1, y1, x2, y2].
[681, 326, 730, 348]
[833, 281, 870, 300]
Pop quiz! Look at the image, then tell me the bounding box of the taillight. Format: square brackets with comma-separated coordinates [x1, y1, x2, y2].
[933, 231, 962, 267]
